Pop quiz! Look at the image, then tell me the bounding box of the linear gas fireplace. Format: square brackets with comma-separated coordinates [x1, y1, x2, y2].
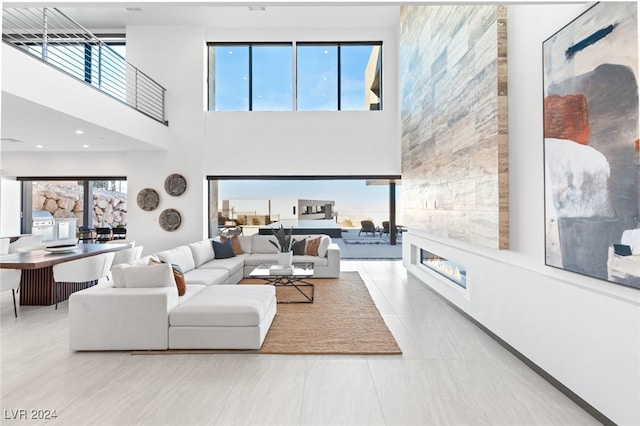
[420, 249, 467, 288]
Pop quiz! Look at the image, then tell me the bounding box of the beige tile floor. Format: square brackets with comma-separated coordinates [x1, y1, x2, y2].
[1, 261, 600, 426]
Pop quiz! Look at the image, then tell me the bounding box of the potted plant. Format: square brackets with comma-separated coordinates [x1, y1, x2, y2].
[269, 225, 295, 266]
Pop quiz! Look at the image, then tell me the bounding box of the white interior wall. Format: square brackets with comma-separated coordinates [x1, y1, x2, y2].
[205, 25, 400, 176]
[0, 176, 21, 237]
[124, 25, 209, 255]
[1, 44, 170, 152]
[1, 151, 127, 177]
[403, 5, 640, 425]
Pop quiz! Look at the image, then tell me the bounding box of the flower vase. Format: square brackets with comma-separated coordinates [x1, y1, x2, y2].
[278, 251, 293, 267]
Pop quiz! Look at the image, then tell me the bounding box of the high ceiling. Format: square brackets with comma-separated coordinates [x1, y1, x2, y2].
[1, 3, 400, 153]
[57, 4, 400, 31]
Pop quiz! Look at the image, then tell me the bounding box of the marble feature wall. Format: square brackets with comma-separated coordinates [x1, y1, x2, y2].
[400, 5, 509, 249]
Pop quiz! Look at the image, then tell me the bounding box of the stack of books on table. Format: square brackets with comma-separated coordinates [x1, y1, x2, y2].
[269, 265, 293, 275]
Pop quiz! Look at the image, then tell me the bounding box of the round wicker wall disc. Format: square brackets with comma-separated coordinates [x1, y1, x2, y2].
[159, 208, 182, 231]
[164, 174, 187, 196]
[137, 188, 160, 211]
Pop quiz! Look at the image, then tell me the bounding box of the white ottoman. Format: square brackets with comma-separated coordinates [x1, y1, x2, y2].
[168, 285, 276, 349]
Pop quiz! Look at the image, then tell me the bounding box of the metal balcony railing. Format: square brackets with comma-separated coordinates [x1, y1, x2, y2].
[2, 7, 167, 125]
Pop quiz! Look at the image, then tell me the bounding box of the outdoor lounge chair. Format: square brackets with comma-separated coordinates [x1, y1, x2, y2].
[381, 221, 396, 237]
[381, 221, 405, 237]
[359, 220, 378, 237]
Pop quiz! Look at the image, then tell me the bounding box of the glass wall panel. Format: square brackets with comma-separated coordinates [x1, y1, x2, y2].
[252, 45, 292, 111]
[213, 45, 250, 111]
[341, 45, 381, 111]
[24, 179, 127, 237]
[296, 45, 338, 111]
[91, 180, 128, 227]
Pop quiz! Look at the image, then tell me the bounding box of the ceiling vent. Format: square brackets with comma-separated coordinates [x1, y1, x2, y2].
[248, 6, 266, 11]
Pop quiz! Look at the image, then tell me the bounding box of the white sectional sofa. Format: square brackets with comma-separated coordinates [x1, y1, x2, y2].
[155, 234, 340, 284]
[68, 234, 340, 351]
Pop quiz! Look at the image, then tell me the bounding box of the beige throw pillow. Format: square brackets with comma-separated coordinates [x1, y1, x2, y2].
[305, 237, 321, 256]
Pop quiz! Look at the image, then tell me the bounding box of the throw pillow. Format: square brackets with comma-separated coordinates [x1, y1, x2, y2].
[111, 263, 131, 288]
[149, 259, 186, 295]
[306, 237, 321, 256]
[111, 255, 160, 288]
[221, 235, 244, 255]
[170, 264, 187, 296]
[212, 239, 236, 259]
[292, 238, 306, 255]
[122, 262, 176, 289]
[317, 236, 331, 257]
[155, 245, 196, 273]
[188, 240, 215, 267]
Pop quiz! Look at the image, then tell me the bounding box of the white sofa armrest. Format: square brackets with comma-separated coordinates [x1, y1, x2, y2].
[326, 243, 340, 264]
[314, 243, 341, 278]
[69, 286, 179, 351]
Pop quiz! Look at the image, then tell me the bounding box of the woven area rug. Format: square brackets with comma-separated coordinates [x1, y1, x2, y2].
[133, 272, 401, 355]
[250, 271, 401, 355]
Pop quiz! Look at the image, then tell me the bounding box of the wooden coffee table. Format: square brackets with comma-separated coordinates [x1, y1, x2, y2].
[249, 262, 315, 303]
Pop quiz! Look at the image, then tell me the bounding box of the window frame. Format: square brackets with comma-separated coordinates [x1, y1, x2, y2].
[294, 41, 384, 111]
[207, 40, 382, 112]
[19, 177, 127, 232]
[208, 42, 294, 111]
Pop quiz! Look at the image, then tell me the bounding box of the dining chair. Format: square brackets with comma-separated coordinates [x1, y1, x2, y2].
[0, 238, 10, 255]
[53, 252, 115, 309]
[77, 226, 95, 244]
[111, 227, 127, 240]
[8, 235, 44, 253]
[99, 252, 117, 284]
[1, 269, 22, 317]
[95, 227, 112, 243]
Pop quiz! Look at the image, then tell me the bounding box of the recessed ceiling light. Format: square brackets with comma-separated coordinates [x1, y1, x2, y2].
[75, 130, 84, 135]
[228, 50, 233, 55]
[36, 144, 43, 148]
[82, 144, 90, 148]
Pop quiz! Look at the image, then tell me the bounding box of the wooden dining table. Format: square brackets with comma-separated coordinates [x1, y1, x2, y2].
[0, 243, 128, 306]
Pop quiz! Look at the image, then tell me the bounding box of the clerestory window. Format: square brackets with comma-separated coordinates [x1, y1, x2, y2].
[207, 41, 382, 111]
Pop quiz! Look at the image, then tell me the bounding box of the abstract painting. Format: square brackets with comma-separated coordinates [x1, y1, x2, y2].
[543, 2, 639, 289]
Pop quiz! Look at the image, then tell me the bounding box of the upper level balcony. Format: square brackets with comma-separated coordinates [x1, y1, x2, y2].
[1, 7, 170, 155]
[3, 7, 167, 125]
